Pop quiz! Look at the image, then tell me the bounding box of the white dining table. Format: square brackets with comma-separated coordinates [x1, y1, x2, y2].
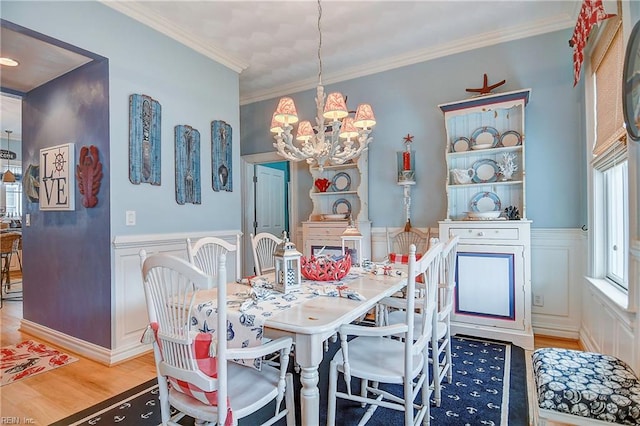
[194, 269, 407, 426]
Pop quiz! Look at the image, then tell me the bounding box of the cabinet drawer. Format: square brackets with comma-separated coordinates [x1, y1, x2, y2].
[305, 226, 345, 237]
[449, 227, 519, 240]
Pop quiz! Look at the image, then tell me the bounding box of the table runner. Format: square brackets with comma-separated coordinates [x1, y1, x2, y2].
[191, 268, 368, 369]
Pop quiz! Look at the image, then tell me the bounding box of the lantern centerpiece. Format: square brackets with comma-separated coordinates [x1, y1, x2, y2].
[273, 231, 302, 294]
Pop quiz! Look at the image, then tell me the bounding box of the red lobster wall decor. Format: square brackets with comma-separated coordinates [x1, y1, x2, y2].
[76, 145, 103, 208]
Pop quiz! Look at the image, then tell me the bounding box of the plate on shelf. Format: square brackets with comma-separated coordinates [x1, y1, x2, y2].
[332, 198, 352, 216]
[323, 214, 347, 220]
[470, 126, 499, 149]
[331, 172, 351, 192]
[452, 137, 470, 152]
[471, 159, 499, 183]
[469, 191, 501, 212]
[500, 130, 522, 147]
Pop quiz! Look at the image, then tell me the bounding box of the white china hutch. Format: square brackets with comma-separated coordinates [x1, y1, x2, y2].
[438, 89, 534, 350]
[301, 152, 371, 262]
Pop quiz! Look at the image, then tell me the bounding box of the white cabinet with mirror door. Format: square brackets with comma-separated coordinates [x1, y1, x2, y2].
[438, 89, 533, 350]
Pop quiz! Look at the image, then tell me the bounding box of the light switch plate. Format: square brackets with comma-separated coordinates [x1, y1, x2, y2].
[25, 213, 30, 227]
[126, 210, 136, 226]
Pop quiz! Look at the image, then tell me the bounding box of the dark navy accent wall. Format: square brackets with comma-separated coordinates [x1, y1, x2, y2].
[22, 59, 111, 348]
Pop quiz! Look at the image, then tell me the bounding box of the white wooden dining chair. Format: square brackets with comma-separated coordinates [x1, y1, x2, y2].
[431, 235, 459, 406]
[327, 242, 443, 426]
[250, 232, 282, 275]
[383, 235, 459, 407]
[386, 227, 431, 256]
[139, 250, 295, 426]
[186, 235, 241, 284]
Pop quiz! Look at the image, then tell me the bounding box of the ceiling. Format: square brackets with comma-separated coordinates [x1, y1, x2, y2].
[0, 1, 580, 142]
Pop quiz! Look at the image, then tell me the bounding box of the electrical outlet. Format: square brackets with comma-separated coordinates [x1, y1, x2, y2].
[533, 294, 544, 307]
[126, 210, 136, 226]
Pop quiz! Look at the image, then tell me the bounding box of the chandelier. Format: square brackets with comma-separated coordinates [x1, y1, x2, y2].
[271, 0, 376, 172]
[2, 130, 16, 183]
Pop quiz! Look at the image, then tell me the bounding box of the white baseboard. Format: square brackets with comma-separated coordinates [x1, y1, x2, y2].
[21, 319, 112, 365]
[532, 326, 580, 341]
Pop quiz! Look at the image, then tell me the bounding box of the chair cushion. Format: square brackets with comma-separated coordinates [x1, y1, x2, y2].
[389, 252, 423, 264]
[389, 253, 424, 283]
[149, 322, 233, 424]
[532, 347, 640, 425]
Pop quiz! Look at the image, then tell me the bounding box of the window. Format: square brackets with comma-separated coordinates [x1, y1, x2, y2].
[588, 12, 630, 296]
[603, 161, 628, 289]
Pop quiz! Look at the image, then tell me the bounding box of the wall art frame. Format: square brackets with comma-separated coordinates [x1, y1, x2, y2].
[211, 120, 232, 192]
[175, 125, 201, 204]
[39, 143, 75, 211]
[623, 19, 640, 141]
[129, 94, 161, 184]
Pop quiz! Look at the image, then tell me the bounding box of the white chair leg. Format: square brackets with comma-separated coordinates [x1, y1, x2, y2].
[360, 378, 368, 407]
[432, 342, 442, 407]
[285, 373, 296, 426]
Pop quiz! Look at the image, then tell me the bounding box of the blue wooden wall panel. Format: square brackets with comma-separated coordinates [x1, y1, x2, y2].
[211, 120, 232, 192]
[129, 94, 161, 185]
[175, 125, 201, 204]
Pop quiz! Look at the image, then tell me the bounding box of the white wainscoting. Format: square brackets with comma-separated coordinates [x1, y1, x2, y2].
[581, 239, 639, 373]
[110, 230, 242, 364]
[374, 227, 587, 339]
[530, 228, 586, 339]
[20, 230, 243, 366]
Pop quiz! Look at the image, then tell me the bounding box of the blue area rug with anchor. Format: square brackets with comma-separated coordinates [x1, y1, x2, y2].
[52, 336, 527, 425]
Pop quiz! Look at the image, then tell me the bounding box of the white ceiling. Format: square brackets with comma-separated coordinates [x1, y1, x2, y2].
[1, 0, 580, 142]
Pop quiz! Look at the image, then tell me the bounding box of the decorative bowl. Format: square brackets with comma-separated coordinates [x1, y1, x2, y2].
[301, 253, 351, 281]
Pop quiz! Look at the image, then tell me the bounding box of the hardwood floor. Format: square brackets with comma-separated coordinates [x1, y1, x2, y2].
[1, 295, 581, 425]
[1, 300, 156, 424]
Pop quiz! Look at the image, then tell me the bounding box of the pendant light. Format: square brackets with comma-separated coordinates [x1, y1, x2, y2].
[271, 0, 376, 172]
[2, 130, 16, 183]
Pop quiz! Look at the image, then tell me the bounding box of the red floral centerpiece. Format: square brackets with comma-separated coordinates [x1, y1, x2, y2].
[301, 253, 351, 281]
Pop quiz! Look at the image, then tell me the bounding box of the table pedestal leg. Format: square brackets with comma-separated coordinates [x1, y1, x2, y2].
[295, 334, 324, 426]
[300, 365, 320, 425]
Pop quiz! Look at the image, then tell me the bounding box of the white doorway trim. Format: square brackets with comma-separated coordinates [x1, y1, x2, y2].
[241, 152, 300, 276]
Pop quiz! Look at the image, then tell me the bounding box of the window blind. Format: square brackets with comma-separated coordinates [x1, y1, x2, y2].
[592, 12, 627, 164]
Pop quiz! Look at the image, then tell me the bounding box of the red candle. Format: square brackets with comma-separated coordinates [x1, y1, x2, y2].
[403, 151, 411, 171]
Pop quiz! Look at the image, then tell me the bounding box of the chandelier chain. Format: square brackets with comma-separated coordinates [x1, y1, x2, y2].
[317, 0, 322, 85]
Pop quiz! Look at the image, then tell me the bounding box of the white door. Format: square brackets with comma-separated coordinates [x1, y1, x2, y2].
[255, 164, 286, 237]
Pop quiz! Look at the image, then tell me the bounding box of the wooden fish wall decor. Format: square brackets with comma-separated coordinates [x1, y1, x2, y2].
[24, 164, 39, 203]
[129, 94, 161, 185]
[76, 145, 103, 208]
[175, 125, 201, 205]
[211, 120, 232, 192]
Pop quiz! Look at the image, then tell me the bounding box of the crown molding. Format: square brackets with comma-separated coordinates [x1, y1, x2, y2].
[101, 1, 248, 73]
[240, 14, 574, 105]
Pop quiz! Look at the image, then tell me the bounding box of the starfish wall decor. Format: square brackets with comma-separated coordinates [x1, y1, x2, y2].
[466, 74, 506, 95]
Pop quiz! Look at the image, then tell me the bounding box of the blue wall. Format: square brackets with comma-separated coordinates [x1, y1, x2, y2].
[4, 1, 241, 238]
[241, 29, 585, 229]
[4, 1, 241, 349]
[23, 59, 112, 347]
